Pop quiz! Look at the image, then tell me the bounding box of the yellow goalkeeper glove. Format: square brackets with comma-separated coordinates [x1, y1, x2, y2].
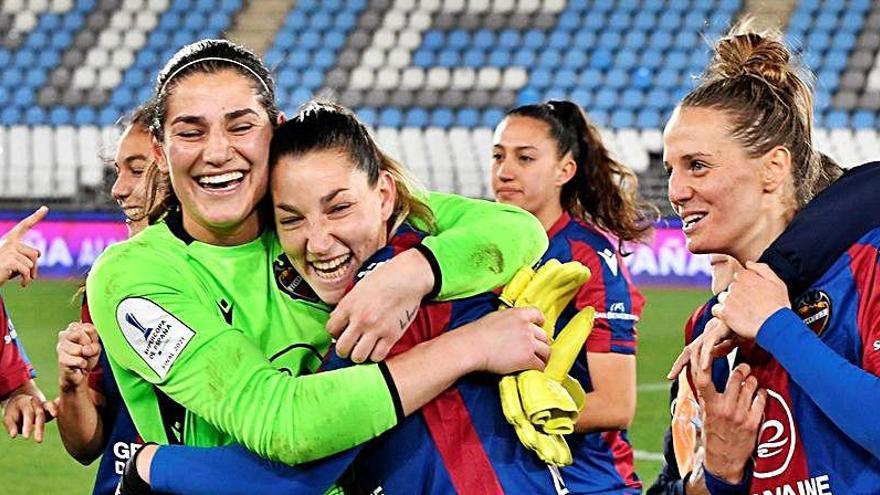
[497, 260, 594, 465]
[499, 259, 590, 339]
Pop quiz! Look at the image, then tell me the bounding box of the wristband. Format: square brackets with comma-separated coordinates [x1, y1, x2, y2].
[118, 442, 157, 495]
[703, 460, 752, 495]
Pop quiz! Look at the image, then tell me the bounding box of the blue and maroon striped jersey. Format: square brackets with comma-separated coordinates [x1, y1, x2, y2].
[0, 296, 34, 400]
[690, 229, 880, 494]
[82, 298, 143, 495]
[539, 212, 644, 492]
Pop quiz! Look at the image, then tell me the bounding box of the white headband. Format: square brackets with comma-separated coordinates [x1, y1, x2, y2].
[159, 56, 271, 95]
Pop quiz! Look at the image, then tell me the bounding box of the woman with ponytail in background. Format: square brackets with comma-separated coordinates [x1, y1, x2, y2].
[664, 24, 880, 494]
[491, 101, 655, 493]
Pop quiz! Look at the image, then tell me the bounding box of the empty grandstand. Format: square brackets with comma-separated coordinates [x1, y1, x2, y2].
[0, 0, 877, 215]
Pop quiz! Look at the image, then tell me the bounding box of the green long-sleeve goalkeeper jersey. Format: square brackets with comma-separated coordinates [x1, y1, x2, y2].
[86, 192, 547, 465]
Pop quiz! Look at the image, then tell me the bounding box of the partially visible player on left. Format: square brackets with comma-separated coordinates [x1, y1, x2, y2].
[0, 205, 54, 443]
[54, 104, 152, 495]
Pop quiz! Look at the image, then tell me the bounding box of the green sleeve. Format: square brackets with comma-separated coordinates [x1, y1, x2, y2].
[419, 191, 548, 300]
[86, 246, 398, 465]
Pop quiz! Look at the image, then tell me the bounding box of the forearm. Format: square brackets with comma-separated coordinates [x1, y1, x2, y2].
[148, 443, 359, 495]
[56, 385, 104, 464]
[158, 332, 397, 465]
[757, 308, 880, 457]
[6, 380, 45, 403]
[575, 353, 636, 433]
[385, 325, 480, 415]
[422, 191, 548, 299]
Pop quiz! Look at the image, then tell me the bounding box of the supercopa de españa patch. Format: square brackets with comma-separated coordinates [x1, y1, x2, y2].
[116, 297, 195, 379]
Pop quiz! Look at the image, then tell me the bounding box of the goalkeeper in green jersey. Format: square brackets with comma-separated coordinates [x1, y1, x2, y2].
[87, 39, 550, 468]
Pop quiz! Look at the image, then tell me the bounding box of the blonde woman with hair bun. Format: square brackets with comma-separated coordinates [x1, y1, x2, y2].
[663, 23, 880, 494]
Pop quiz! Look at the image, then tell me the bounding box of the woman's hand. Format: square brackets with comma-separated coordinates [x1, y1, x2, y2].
[459, 307, 550, 375]
[328, 249, 434, 363]
[0, 206, 47, 287]
[712, 262, 791, 340]
[3, 383, 56, 443]
[57, 322, 102, 392]
[695, 363, 765, 485]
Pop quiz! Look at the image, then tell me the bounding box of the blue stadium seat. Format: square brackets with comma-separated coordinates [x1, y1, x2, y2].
[570, 88, 592, 108]
[594, 89, 618, 111]
[523, 30, 546, 50]
[621, 88, 643, 109]
[605, 69, 629, 89]
[814, 12, 837, 31]
[488, 50, 510, 67]
[379, 108, 403, 127]
[498, 30, 521, 49]
[824, 110, 849, 128]
[632, 67, 654, 90]
[463, 49, 485, 67]
[474, 30, 495, 49]
[12, 87, 36, 108]
[264, 48, 284, 68]
[587, 109, 609, 127]
[0, 108, 20, 125]
[49, 107, 72, 126]
[666, 51, 689, 70]
[516, 88, 541, 106]
[412, 50, 434, 67]
[301, 69, 323, 90]
[615, 49, 638, 70]
[578, 68, 603, 90]
[73, 107, 97, 126]
[549, 32, 570, 50]
[538, 50, 562, 68]
[512, 49, 535, 67]
[430, 108, 454, 128]
[422, 30, 445, 50]
[559, 13, 582, 32]
[553, 69, 578, 90]
[655, 69, 679, 89]
[436, 49, 461, 68]
[448, 30, 470, 50]
[589, 49, 613, 70]
[356, 107, 377, 127]
[634, 11, 656, 30]
[609, 12, 630, 30]
[456, 108, 480, 127]
[852, 110, 875, 129]
[636, 109, 662, 129]
[584, 12, 606, 30]
[405, 108, 429, 127]
[610, 110, 635, 128]
[530, 68, 552, 90]
[598, 31, 623, 50]
[481, 108, 505, 128]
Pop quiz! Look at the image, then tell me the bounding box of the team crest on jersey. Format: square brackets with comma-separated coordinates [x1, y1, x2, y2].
[794, 289, 832, 337]
[273, 254, 320, 303]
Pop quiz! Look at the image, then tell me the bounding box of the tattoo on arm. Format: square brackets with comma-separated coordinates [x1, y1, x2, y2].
[399, 305, 419, 331]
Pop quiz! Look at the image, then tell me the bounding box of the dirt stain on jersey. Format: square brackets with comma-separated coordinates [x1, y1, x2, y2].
[471, 244, 504, 274]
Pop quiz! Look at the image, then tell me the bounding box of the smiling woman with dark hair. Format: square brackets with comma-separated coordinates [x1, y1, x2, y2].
[84, 39, 553, 493]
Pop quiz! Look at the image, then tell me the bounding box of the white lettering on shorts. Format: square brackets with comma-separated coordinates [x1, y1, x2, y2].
[116, 297, 195, 379]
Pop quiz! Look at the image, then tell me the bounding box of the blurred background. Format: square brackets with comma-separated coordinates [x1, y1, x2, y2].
[0, 0, 873, 492]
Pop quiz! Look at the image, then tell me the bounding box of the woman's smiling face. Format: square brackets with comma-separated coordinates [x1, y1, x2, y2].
[156, 69, 273, 244]
[272, 148, 396, 304]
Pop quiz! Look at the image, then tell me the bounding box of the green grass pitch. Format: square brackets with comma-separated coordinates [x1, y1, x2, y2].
[0, 280, 708, 494]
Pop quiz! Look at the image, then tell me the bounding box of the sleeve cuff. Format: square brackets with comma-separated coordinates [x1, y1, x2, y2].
[413, 243, 442, 300]
[756, 307, 807, 353]
[703, 461, 753, 495]
[377, 361, 404, 423]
